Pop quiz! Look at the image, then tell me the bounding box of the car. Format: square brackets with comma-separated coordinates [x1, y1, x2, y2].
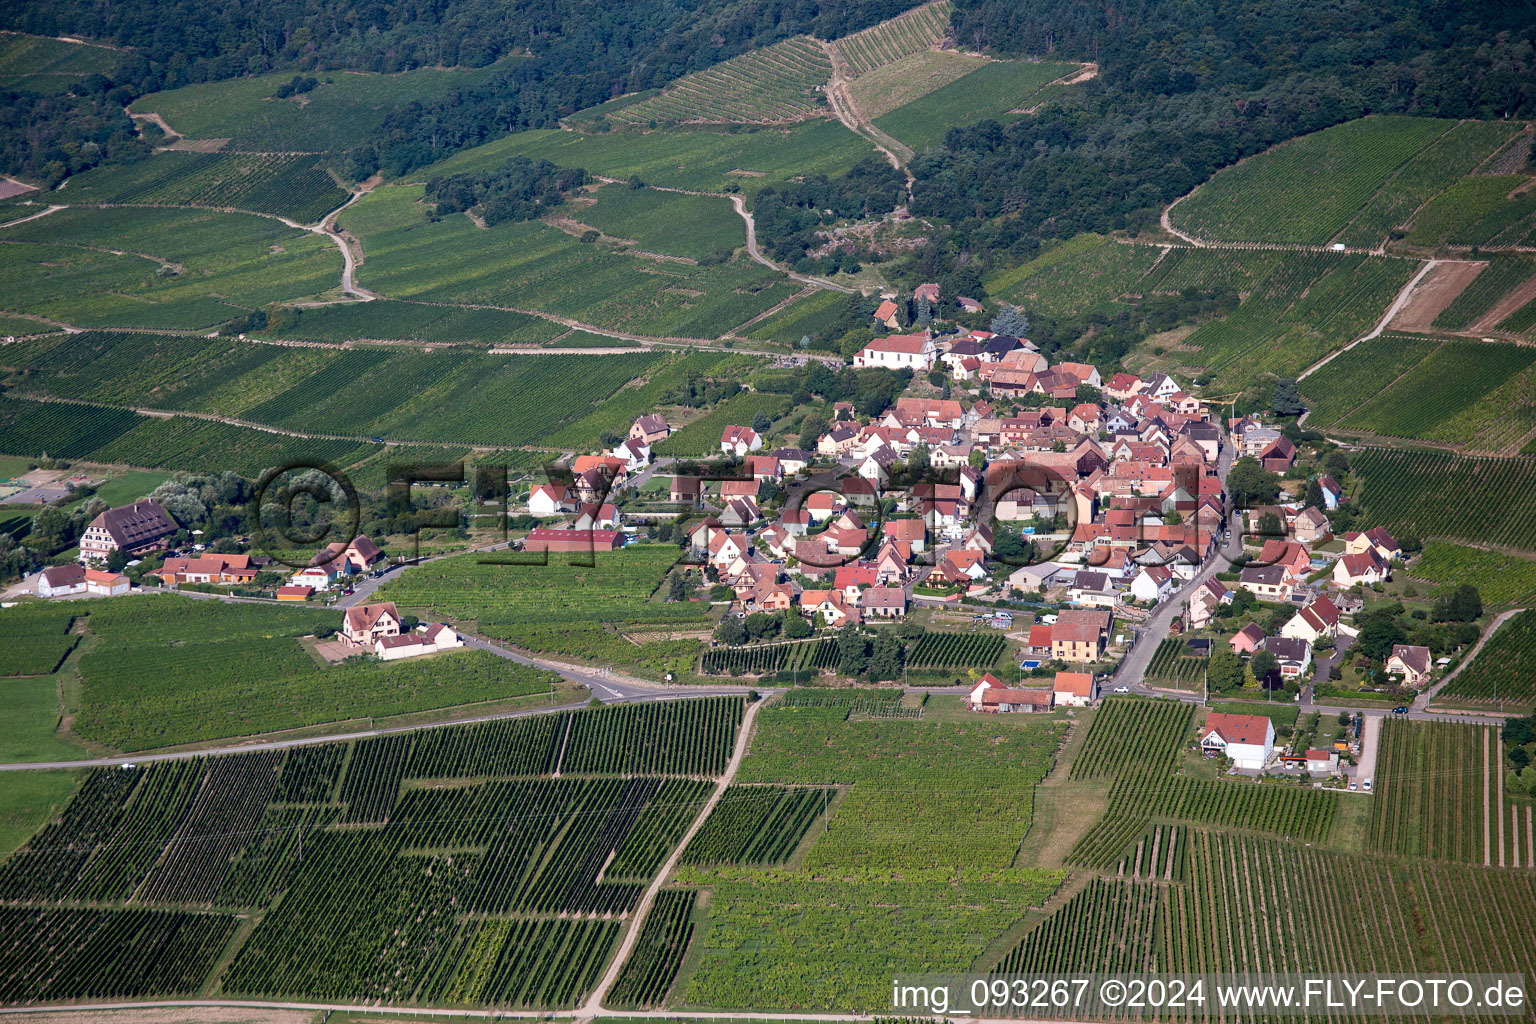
[1363, 779, 1372, 792]
[1391, 705, 1409, 715]
[1349, 782, 1358, 791]
[1113, 685, 1130, 693]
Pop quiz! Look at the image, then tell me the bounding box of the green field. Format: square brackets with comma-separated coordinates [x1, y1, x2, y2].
[651, 392, 790, 456]
[342, 184, 795, 339]
[72, 596, 562, 751]
[1171, 116, 1457, 244]
[1298, 334, 1443, 428]
[1432, 257, 1536, 330]
[1409, 542, 1536, 608]
[985, 233, 1163, 316]
[0, 33, 118, 93]
[1351, 447, 1536, 553]
[256, 300, 564, 345]
[81, 470, 172, 507]
[1407, 175, 1536, 247]
[600, 37, 831, 129]
[873, 59, 1077, 153]
[131, 60, 526, 153]
[413, 120, 877, 199]
[0, 771, 77, 860]
[1440, 611, 1536, 711]
[0, 206, 341, 328]
[59, 151, 350, 224]
[573, 185, 743, 261]
[744, 288, 847, 346]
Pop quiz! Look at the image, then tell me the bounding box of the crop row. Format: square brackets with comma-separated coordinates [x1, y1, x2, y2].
[1145, 638, 1206, 687]
[702, 638, 836, 676]
[0, 603, 80, 677]
[61, 151, 349, 223]
[1071, 697, 1193, 780]
[1351, 447, 1536, 552]
[1370, 719, 1496, 862]
[1432, 256, 1536, 330]
[606, 889, 695, 1008]
[608, 37, 832, 128]
[906, 630, 1006, 669]
[680, 784, 834, 866]
[1442, 610, 1536, 708]
[833, 1, 954, 77]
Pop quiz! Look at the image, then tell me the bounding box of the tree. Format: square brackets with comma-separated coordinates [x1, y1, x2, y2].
[1075, 384, 1103, 405]
[715, 614, 746, 646]
[1270, 378, 1305, 417]
[106, 548, 126, 573]
[1321, 450, 1351, 478]
[1256, 511, 1284, 538]
[1207, 650, 1245, 692]
[1228, 457, 1282, 507]
[784, 614, 813, 639]
[1304, 479, 1324, 510]
[667, 572, 689, 602]
[906, 444, 931, 477]
[990, 306, 1029, 337]
[927, 370, 945, 388]
[968, 448, 986, 469]
[751, 410, 771, 433]
[745, 612, 781, 640]
[1432, 584, 1482, 623]
[1249, 650, 1280, 687]
[867, 632, 903, 681]
[837, 627, 868, 677]
[797, 413, 827, 445]
[1357, 618, 1407, 663]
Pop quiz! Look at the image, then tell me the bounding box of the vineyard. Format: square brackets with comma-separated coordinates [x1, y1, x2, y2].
[258, 299, 564, 346]
[1432, 257, 1536, 329]
[1368, 720, 1496, 863]
[701, 638, 837, 676]
[1407, 174, 1536, 248]
[652, 392, 790, 456]
[0, 397, 141, 460]
[1071, 697, 1193, 779]
[776, 687, 910, 717]
[1298, 334, 1443, 428]
[0, 604, 79, 677]
[985, 233, 1164, 317]
[680, 784, 835, 866]
[905, 630, 1006, 670]
[0, 697, 741, 1007]
[1409, 542, 1536, 608]
[831, 1, 954, 77]
[873, 59, 1074, 154]
[59, 151, 349, 223]
[1440, 611, 1536, 710]
[0, 32, 119, 94]
[1145, 638, 1206, 689]
[606, 889, 695, 1008]
[602, 37, 832, 128]
[1351, 447, 1536, 552]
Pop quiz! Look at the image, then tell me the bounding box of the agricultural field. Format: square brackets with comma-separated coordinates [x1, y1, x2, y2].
[84, 415, 377, 477]
[1432, 256, 1536, 329]
[69, 596, 562, 750]
[0, 397, 142, 461]
[745, 288, 849, 346]
[1071, 697, 1193, 779]
[652, 392, 790, 456]
[1369, 720, 1508, 861]
[342, 184, 797, 339]
[130, 59, 525, 153]
[1440, 611, 1536, 711]
[414, 120, 877, 200]
[572, 185, 743, 262]
[680, 785, 835, 866]
[255, 300, 564, 346]
[601, 37, 832, 129]
[0, 206, 342, 328]
[845, 49, 985, 121]
[776, 688, 914, 716]
[873, 59, 1078, 154]
[376, 545, 708, 677]
[59, 151, 350, 224]
[905, 630, 1006, 671]
[984, 233, 1164, 317]
[607, 889, 696, 1008]
[832, 1, 954, 77]
[1406, 175, 1536, 248]
[1171, 116, 1460, 244]
[1298, 334, 1443, 427]
[0, 32, 119, 93]
[0, 698, 741, 1007]
[1335, 340, 1536, 449]
[1144, 638, 1207, 689]
[1350, 447, 1536, 553]
[700, 639, 837, 678]
[0, 603, 81, 678]
[1409, 542, 1536, 608]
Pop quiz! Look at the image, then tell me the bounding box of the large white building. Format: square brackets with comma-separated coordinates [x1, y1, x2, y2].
[1200, 711, 1275, 770]
[853, 333, 935, 371]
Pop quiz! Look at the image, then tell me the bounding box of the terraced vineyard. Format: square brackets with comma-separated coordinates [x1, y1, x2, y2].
[1369, 719, 1501, 861]
[605, 37, 832, 128]
[0, 397, 141, 461]
[1441, 611, 1536, 710]
[1145, 638, 1206, 689]
[1351, 447, 1536, 552]
[831, 1, 953, 77]
[984, 233, 1163, 317]
[873, 59, 1075, 153]
[258, 300, 564, 345]
[58, 152, 350, 223]
[0, 698, 740, 1007]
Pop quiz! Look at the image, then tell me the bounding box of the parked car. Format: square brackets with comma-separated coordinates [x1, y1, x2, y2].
[1392, 706, 1409, 715]
[1349, 782, 1358, 791]
[1113, 685, 1130, 693]
[1363, 779, 1372, 792]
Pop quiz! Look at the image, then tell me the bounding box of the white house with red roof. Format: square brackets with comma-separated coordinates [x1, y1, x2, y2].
[853, 332, 935, 371]
[374, 623, 463, 661]
[1200, 711, 1275, 769]
[1385, 644, 1433, 687]
[720, 425, 764, 456]
[1281, 595, 1341, 643]
[528, 483, 572, 518]
[1129, 565, 1175, 603]
[1052, 670, 1098, 707]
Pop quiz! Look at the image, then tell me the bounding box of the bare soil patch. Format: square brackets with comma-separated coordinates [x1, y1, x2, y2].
[163, 137, 229, 153]
[1391, 260, 1486, 331]
[0, 177, 37, 200]
[727, 168, 767, 177]
[1470, 268, 1536, 333]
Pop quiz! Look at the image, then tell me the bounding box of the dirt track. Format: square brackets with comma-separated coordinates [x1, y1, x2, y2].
[1389, 260, 1485, 331]
[1470, 267, 1536, 333]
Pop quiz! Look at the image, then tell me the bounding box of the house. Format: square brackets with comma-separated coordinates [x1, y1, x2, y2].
[1306, 748, 1339, 776]
[884, 517, 927, 553]
[1187, 577, 1233, 629]
[770, 448, 812, 476]
[612, 437, 651, 471]
[276, 584, 313, 601]
[1053, 609, 1111, 663]
[1241, 426, 1283, 458]
[863, 587, 908, 618]
[1292, 507, 1331, 545]
[853, 332, 935, 371]
[85, 569, 130, 596]
[1257, 539, 1312, 582]
[720, 497, 761, 528]
[1230, 623, 1267, 655]
[78, 500, 178, 564]
[1317, 475, 1344, 510]
[342, 601, 403, 649]
[935, 547, 987, 585]
[1259, 436, 1297, 473]
[1200, 711, 1275, 770]
[1140, 373, 1181, 401]
[1386, 644, 1433, 687]
[1129, 565, 1175, 604]
[1345, 527, 1401, 561]
[894, 397, 965, 430]
[971, 676, 1054, 713]
[746, 455, 781, 481]
[1238, 564, 1293, 602]
[522, 528, 623, 553]
[1053, 670, 1098, 707]
[913, 282, 940, 304]
[1281, 596, 1340, 643]
[630, 413, 671, 445]
[37, 563, 87, 597]
[669, 476, 702, 506]
[1333, 549, 1389, 587]
[528, 483, 572, 518]
[957, 295, 984, 313]
[570, 503, 619, 531]
[720, 425, 764, 457]
[1261, 635, 1313, 679]
[818, 425, 859, 456]
[374, 623, 464, 661]
[873, 299, 902, 330]
[1069, 570, 1117, 608]
[152, 553, 258, 586]
[1104, 373, 1141, 401]
[308, 535, 384, 576]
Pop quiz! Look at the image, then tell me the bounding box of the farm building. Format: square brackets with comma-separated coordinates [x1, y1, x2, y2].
[1200, 711, 1275, 770]
[1052, 670, 1098, 707]
[969, 673, 1053, 713]
[522, 528, 623, 553]
[374, 623, 463, 661]
[78, 499, 178, 564]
